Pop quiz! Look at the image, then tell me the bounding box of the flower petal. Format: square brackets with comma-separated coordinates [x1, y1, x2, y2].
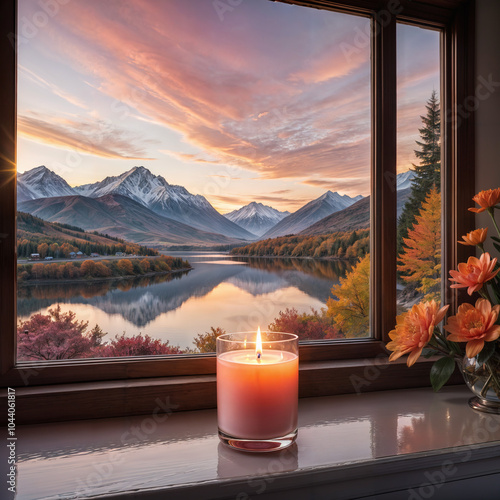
[483, 326, 500, 342]
[466, 339, 485, 359]
[407, 347, 423, 367]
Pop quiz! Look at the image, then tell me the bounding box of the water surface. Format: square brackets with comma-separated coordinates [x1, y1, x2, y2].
[17, 252, 351, 349]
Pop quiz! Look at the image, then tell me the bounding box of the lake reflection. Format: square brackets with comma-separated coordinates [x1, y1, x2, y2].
[17, 253, 351, 349]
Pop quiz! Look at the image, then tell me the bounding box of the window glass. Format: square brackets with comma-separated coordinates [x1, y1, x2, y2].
[396, 24, 441, 314]
[16, 0, 372, 361]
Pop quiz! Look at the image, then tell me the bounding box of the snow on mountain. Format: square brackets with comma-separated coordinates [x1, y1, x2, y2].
[17, 182, 37, 204]
[396, 170, 416, 191]
[73, 166, 256, 240]
[224, 202, 290, 237]
[261, 190, 364, 239]
[17, 166, 76, 201]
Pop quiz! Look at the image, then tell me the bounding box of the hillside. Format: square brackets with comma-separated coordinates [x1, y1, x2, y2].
[18, 194, 249, 249]
[231, 229, 370, 259]
[17, 212, 158, 257]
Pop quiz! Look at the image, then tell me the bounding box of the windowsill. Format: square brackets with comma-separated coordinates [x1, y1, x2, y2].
[8, 385, 500, 499]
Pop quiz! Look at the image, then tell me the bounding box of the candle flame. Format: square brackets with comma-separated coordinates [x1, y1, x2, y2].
[256, 327, 262, 360]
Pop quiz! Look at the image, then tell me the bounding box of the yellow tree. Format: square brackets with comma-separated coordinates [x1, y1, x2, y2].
[326, 254, 370, 338]
[398, 186, 441, 300]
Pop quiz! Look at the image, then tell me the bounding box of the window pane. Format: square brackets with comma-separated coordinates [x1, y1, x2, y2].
[16, 0, 371, 361]
[396, 24, 442, 314]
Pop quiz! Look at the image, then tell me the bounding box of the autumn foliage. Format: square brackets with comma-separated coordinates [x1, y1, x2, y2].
[17, 255, 190, 282]
[17, 306, 183, 360]
[17, 306, 105, 360]
[268, 308, 341, 340]
[327, 254, 370, 338]
[17, 211, 158, 259]
[231, 230, 369, 259]
[193, 327, 226, 353]
[398, 187, 441, 299]
[97, 333, 183, 357]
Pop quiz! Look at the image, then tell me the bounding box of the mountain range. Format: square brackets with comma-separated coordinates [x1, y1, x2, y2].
[19, 166, 254, 240]
[299, 187, 412, 236]
[17, 166, 416, 247]
[18, 193, 245, 248]
[73, 166, 254, 239]
[224, 202, 290, 237]
[261, 191, 364, 239]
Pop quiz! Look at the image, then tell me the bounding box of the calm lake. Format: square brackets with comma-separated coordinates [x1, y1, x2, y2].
[17, 252, 351, 350]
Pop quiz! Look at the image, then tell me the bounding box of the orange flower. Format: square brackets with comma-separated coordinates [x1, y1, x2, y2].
[387, 300, 449, 367]
[458, 228, 488, 246]
[449, 252, 499, 295]
[444, 299, 500, 358]
[468, 188, 500, 213]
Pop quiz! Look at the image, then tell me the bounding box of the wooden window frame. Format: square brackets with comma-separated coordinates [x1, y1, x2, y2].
[0, 0, 475, 424]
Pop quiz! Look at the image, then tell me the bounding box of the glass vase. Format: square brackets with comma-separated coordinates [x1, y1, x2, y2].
[462, 354, 500, 414]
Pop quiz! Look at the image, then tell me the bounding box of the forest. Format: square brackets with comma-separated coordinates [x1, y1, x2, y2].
[17, 255, 190, 283]
[231, 229, 370, 259]
[17, 211, 158, 259]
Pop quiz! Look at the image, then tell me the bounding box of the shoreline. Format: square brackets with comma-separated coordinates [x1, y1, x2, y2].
[230, 254, 357, 262]
[17, 267, 192, 286]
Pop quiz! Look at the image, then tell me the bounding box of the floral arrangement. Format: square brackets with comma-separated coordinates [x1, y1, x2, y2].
[387, 188, 500, 395]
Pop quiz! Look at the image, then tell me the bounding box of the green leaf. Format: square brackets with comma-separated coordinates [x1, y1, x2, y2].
[430, 357, 456, 392]
[491, 236, 500, 243]
[477, 341, 496, 365]
[421, 347, 438, 359]
[492, 242, 500, 253]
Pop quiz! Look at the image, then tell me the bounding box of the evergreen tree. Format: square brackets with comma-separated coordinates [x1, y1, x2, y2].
[397, 90, 441, 255]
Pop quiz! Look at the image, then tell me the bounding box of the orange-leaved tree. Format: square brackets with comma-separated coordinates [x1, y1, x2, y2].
[398, 186, 441, 300]
[193, 327, 226, 353]
[326, 254, 370, 338]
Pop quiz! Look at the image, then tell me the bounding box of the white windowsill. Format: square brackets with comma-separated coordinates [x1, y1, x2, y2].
[7, 386, 500, 499]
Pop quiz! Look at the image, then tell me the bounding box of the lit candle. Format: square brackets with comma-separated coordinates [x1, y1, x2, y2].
[217, 329, 298, 451]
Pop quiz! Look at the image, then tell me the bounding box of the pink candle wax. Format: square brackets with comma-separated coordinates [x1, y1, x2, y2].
[217, 349, 298, 440]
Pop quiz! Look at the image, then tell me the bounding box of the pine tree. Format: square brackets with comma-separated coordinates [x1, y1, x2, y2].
[397, 90, 441, 255]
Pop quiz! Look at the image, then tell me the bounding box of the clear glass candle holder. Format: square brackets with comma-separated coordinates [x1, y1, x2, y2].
[216, 331, 299, 452]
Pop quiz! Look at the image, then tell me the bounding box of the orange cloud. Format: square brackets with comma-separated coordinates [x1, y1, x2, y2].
[18, 115, 156, 160]
[18, 0, 439, 193]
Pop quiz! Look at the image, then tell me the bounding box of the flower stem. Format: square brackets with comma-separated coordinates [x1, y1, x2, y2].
[486, 360, 500, 399]
[479, 287, 493, 303]
[480, 372, 494, 398]
[488, 208, 500, 238]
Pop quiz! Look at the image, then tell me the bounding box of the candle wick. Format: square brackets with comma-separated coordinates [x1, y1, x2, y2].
[257, 352, 261, 360]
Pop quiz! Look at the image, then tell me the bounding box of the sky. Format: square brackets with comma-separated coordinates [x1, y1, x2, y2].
[17, 0, 440, 213]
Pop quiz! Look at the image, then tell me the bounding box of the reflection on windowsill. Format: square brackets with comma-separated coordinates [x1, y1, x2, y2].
[12, 386, 500, 500]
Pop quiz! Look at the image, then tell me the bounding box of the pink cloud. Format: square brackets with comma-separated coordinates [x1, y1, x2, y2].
[18, 114, 156, 160]
[18, 0, 439, 193]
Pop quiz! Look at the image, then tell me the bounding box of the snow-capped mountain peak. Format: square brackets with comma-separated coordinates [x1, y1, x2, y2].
[319, 191, 363, 210]
[396, 170, 416, 191]
[261, 190, 364, 239]
[17, 165, 76, 202]
[74, 166, 208, 208]
[225, 202, 290, 237]
[73, 166, 255, 239]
